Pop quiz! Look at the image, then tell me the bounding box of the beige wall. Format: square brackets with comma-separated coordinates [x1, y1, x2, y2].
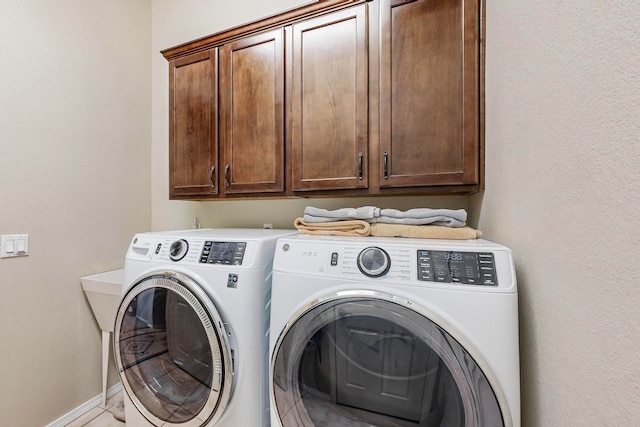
[0, 1, 151, 426]
[476, 1, 640, 425]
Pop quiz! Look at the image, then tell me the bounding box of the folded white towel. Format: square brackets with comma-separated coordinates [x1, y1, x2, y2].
[303, 206, 380, 223]
[376, 208, 467, 227]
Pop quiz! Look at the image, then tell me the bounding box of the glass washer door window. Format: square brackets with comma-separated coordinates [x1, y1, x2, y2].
[115, 272, 233, 427]
[272, 294, 505, 427]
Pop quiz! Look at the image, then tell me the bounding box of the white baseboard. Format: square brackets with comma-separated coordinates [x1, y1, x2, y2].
[45, 383, 123, 427]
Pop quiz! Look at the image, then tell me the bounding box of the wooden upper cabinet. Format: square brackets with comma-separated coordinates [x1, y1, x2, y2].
[164, 0, 483, 199]
[219, 29, 285, 194]
[378, 0, 479, 188]
[291, 4, 369, 192]
[169, 50, 218, 198]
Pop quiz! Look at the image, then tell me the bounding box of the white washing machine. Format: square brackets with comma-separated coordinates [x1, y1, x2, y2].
[114, 228, 295, 427]
[269, 234, 520, 427]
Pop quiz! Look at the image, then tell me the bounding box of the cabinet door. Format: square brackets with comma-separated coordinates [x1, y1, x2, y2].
[169, 50, 218, 198]
[291, 5, 368, 192]
[219, 29, 285, 194]
[379, 0, 479, 187]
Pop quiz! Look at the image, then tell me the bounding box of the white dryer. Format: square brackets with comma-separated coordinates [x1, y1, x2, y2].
[114, 228, 294, 427]
[270, 234, 520, 427]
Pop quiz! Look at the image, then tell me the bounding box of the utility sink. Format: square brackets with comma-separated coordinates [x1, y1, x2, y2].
[81, 269, 123, 332]
[81, 268, 124, 406]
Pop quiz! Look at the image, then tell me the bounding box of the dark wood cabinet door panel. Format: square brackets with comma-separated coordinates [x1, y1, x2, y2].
[220, 29, 285, 194]
[169, 50, 218, 198]
[379, 0, 479, 187]
[291, 5, 369, 191]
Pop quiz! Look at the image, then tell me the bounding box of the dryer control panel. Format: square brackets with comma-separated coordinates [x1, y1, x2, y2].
[417, 250, 497, 286]
[274, 236, 515, 291]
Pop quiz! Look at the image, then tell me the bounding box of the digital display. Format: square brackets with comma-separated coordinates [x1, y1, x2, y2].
[417, 250, 497, 286]
[441, 252, 463, 261]
[211, 242, 235, 261]
[200, 241, 247, 265]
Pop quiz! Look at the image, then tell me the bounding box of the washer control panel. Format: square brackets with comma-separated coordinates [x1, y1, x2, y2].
[417, 250, 497, 286]
[200, 241, 247, 265]
[128, 235, 258, 267]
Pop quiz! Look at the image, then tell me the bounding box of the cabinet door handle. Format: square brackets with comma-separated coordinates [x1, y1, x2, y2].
[224, 164, 230, 188]
[209, 166, 216, 188]
[358, 152, 363, 180]
[383, 151, 389, 179]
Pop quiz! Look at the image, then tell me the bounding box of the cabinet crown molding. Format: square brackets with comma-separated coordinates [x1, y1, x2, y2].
[161, 0, 365, 61]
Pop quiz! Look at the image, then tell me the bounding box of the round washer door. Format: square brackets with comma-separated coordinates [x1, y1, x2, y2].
[115, 272, 234, 427]
[272, 292, 507, 427]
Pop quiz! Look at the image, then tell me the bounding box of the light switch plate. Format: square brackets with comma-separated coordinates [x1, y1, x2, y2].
[1, 234, 29, 258]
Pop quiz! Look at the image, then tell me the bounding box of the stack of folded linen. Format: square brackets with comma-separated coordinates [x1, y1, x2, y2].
[302, 206, 380, 223]
[293, 218, 371, 236]
[294, 206, 481, 239]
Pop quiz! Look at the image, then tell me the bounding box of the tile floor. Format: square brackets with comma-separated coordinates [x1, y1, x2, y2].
[64, 391, 125, 427]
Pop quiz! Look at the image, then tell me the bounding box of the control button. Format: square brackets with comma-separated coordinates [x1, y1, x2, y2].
[232, 242, 247, 265]
[330, 252, 338, 266]
[417, 250, 434, 281]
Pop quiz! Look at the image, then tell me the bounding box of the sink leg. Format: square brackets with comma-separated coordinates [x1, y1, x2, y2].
[101, 330, 110, 407]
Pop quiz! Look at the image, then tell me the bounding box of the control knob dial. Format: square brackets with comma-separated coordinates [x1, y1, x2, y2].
[169, 239, 189, 261]
[357, 247, 391, 277]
